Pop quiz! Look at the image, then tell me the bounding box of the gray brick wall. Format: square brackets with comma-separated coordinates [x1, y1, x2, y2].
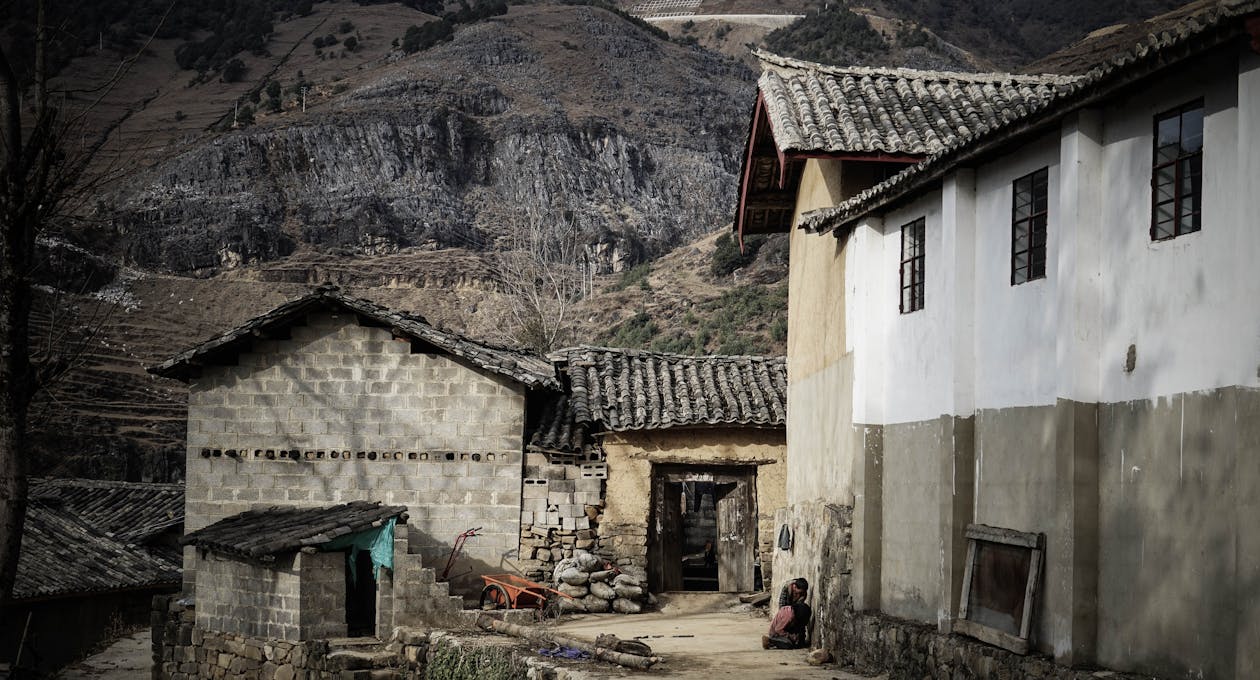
[183, 312, 526, 596]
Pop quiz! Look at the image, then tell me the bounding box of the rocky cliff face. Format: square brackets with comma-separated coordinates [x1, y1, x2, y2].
[107, 5, 754, 276]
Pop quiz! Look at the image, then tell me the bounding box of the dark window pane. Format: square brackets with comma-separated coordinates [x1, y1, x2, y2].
[1155, 202, 1175, 224]
[1181, 106, 1204, 154]
[1156, 115, 1181, 162]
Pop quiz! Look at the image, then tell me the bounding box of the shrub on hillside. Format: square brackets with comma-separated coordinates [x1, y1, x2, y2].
[710, 233, 761, 277]
[764, 4, 888, 65]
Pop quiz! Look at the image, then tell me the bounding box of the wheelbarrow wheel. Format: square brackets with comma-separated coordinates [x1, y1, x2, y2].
[479, 584, 510, 610]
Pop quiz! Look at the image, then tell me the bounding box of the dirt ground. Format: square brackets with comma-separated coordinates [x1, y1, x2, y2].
[546, 593, 881, 680]
[55, 630, 151, 680]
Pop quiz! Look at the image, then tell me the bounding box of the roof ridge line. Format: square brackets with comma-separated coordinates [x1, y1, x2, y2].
[557, 343, 786, 362]
[752, 48, 1082, 85]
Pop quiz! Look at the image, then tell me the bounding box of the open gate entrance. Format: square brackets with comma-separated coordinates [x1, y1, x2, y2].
[647, 464, 757, 593]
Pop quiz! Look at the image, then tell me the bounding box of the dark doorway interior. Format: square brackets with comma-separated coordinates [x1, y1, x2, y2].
[680, 482, 719, 591]
[344, 551, 376, 637]
[648, 465, 757, 593]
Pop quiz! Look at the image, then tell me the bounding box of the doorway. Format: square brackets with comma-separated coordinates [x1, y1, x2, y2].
[647, 465, 757, 593]
[344, 550, 377, 637]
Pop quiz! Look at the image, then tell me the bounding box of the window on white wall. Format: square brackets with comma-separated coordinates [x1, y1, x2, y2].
[1151, 99, 1204, 241]
[899, 218, 925, 313]
[1011, 167, 1048, 285]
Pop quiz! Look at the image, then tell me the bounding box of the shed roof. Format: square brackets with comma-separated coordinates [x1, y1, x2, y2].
[149, 286, 559, 390]
[181, 501, 407, 562]
[14, 503, 181, 601]
[755, 49, 1077, 156]
[801, 0, 1260, 233]
[29, 477, 184, 544]
[546, 346, 787, 435]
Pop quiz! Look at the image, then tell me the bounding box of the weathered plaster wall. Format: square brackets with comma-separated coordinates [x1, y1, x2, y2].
[878, 420, 942, 623]
[600, 428, 786, 575]
[787, 159, 857, 505]
[183, 311, 526, 595]
[1096, 388, 1259, 680]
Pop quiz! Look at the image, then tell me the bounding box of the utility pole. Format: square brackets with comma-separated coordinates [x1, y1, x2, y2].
[301, 86, 308, 112]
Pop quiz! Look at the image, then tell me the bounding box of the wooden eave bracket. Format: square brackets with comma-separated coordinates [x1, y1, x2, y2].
[1247, 16, 1260, 54]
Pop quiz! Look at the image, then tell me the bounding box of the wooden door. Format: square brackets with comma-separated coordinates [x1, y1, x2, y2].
[649, 480, 684, 592]
[715, 479, 756, 592]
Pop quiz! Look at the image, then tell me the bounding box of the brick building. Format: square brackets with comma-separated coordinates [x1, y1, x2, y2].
[150, 287, 559, 614]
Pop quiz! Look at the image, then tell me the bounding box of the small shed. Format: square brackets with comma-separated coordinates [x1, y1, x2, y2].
[180, 501, 410, 640]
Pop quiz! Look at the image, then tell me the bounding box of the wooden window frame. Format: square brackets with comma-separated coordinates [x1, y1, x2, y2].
[899, 218, 925, 314]
[1151, 99, 1204, 241]
[1011, 167, 1048, 285]
[954, 524, 1045, 655]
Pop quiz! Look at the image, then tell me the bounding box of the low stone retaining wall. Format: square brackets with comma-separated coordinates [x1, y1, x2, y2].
[837, 611, 1155, 680]
[151, 596, 428, 680]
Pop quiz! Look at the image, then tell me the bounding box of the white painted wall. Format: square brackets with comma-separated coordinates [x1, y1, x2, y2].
[972, 134, 1061, 410]
[1097, 55, 1257, 405]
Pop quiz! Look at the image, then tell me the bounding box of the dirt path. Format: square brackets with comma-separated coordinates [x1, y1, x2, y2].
[55, 631, 151, 680]
[547, 594, 881, 679]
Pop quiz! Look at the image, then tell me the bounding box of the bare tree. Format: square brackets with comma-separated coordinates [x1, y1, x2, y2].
[0, 1, 165, 610]
[493, 218, 593, 355]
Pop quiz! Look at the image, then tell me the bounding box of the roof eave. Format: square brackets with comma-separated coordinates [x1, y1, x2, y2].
[805, 8, 1257, 235]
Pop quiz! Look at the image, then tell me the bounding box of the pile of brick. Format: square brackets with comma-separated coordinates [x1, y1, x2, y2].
[516, 454, 609, 582]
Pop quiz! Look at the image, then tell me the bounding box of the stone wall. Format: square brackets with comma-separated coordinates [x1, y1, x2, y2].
[184, 311, 526, 596]
[771, 500, 854, 652]
[152, 596, 430, 680]
[836, 611, 1154, 680]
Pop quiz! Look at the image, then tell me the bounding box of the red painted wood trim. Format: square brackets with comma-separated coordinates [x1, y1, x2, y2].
[735, 91, 767, 252]
[1247, 16, 1260, 54]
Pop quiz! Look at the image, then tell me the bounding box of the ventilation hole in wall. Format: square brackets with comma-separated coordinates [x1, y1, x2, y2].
[200, 449, 212, 458]
[471, 454, 481, 462]
[253, 450, 262, 458]
[290, 450, 302, 461]
[408, 452, 418, 460]
[368, 452, 378, 461]
[445, 452, 455, 461]
[460, 453, 469, 461]
[501, 454, 511, 463]
[226, 450, 238, 458]
[265, 450, 275, 459]
[394, 451, 404, 460]
[316, 451, 325, 459]
[487, 453, 495, 461]
[212, 449, 222, 457]
[357, 451, 366, 459]
[419, 453, 428, 461]
[304, 451, 313, 460]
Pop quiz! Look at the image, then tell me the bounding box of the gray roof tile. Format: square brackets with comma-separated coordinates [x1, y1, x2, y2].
[15, 503, 181, 601]
[30, 477, 184, 544]
[181, 501, 407, 562]
[149, 286, 558, 390]
[801, 0, 1259, 233]
[755, 49, 1078, 155]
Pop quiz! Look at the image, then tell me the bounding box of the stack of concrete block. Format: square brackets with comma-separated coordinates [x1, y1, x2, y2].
[517, 455, 608, 582]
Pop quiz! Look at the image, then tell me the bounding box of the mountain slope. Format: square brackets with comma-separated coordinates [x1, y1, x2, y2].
[101, 3, 755, 275]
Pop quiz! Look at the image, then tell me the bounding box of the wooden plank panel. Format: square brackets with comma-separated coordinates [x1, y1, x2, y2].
[953, 618, 1030, 655]
[715, 479, 755, 592]
[965, 523, 1041, 548]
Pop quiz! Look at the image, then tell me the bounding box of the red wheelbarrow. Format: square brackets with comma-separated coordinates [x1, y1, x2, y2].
[478, 573, 576, 611]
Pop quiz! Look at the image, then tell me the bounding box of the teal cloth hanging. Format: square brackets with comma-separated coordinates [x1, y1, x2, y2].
[319, 517, 396, 581]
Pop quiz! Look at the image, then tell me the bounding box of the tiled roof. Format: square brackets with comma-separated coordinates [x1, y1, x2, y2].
[181, 501, 407, 562]
[529, 394, 594, 454]
[14, 503, 181, 601]
[754, 49, 1078, 155]
[550, 346, 787, 433]
[149, 286, 559, 390]
[29, 478, 184, 544]
[801, 0, 1260, 233]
